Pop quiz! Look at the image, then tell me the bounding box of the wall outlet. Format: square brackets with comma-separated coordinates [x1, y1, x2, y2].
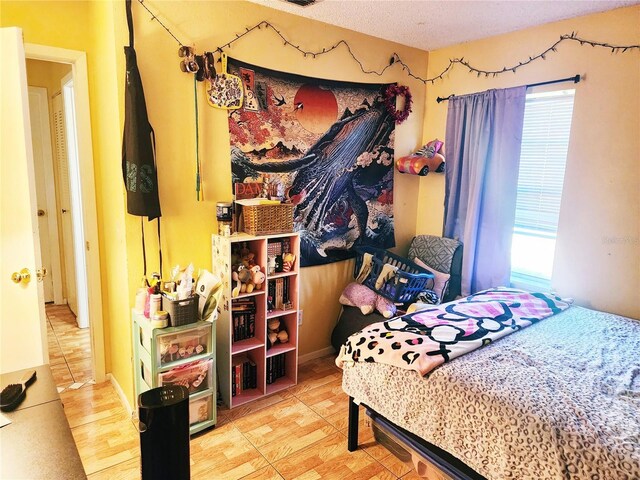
[298, 310, 303, 326]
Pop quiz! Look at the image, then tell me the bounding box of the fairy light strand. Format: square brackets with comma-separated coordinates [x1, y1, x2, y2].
[136, 1, 640, 84]
[137, 0, 184, 46]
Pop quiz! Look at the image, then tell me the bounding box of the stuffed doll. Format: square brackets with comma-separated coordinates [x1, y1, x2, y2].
[339, 282, 397, 319]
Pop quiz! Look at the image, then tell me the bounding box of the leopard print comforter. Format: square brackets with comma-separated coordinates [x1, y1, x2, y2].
[341, 306, 640, 480]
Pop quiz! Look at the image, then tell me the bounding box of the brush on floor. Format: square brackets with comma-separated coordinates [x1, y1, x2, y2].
[0, 370, 37, 412]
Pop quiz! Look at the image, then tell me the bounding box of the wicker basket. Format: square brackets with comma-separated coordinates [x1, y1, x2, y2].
[242, 203, 294, 236]
[162, 295, 198, 327]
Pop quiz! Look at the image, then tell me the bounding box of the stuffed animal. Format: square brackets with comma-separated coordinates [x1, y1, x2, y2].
[231, 265, 252, 297]
[339, 282, 397, 318]
[267, 317, 289, 349]
[232, 263, 266, 296]
[248, 265, 265, 292]
[282, 253, 296, 273]
[339, 282, 377, 315]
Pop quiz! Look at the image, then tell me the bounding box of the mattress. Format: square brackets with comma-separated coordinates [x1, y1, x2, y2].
[341, 306, 640, 480]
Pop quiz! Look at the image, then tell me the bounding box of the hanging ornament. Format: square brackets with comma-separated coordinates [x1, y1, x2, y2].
[383, 84, 412, 124]
[206, 52, 243, 110]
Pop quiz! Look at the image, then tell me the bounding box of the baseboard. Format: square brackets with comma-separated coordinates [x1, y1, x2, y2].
[299, 346, 335, 364]
[107, 373, 133, 417]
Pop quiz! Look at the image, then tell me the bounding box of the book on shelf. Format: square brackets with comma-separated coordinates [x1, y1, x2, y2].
[232, 356, 244, 397]
[232, 298, 256, 342]
[275, 278, 284, 310]
[266, 353, 286, 385]
[249, 359, 257, 389]
[283, 276, 289, 304]
[232, 355, 258, 396]
[267, 239, 283, 257]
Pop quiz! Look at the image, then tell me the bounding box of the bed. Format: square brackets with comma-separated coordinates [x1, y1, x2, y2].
[337, 290, 640, 480]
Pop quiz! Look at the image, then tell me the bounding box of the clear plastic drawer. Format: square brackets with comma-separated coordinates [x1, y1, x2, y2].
[157, 325, 211, 367]
[158, 358, 213, 395]
[189, 394, 213, 426]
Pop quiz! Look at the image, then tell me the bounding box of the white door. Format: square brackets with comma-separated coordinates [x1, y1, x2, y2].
[28, 86, 62, 304]
[0, 27, 48, 373]
[52, 92, 78, 316]
[61, 73, 89, 329]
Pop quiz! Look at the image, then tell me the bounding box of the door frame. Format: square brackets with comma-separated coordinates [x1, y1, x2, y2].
[28, 86, 64, 305]
[25, 43, 106, 383]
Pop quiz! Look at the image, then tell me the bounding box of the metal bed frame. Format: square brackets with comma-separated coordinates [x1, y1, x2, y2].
[347, 397, 486, 480]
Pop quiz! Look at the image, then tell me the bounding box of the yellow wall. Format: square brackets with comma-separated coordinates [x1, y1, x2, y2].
[2, 0, 428, 405]
[417, 6, 640, 319]
[1, 1, 132, 398]
[127, 0, 428, 359]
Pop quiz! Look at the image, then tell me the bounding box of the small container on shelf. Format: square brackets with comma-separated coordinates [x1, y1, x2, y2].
[151, 310, 169, 329]
[217, 202, 233, 236]
[162, 295, 198, 327]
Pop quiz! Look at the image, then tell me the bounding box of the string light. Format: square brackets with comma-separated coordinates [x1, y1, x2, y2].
[137, 0, 640, 84]
[137, 0, 184, 46]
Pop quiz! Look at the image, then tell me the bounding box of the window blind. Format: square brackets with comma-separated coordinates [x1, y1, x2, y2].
[515, 91, 575, 235]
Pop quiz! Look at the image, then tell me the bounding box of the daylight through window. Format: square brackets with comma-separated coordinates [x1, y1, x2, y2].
[511, 89, 575, 289]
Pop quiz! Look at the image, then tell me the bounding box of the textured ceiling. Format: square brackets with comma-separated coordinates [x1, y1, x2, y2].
[248, 0, 639, 51]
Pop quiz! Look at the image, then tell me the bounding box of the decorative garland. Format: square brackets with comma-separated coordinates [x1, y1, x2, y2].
[137, 0, 640, 85]
[383, 84, 412, 124]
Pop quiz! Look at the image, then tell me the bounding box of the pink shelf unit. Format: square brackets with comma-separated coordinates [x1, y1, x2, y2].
[212, 232, 300, 409]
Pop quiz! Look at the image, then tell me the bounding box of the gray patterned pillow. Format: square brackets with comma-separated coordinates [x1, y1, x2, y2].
[408, 235, 460, 274]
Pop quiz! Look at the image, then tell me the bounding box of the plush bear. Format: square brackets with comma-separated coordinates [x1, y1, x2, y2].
[249, 265, 265, 291]
[339, 282, 397, 318]
[267, 317, 288, 349]
[231, 265, 252, 297]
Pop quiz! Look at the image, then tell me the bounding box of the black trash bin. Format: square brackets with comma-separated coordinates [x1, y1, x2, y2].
[138, 385, 190, 480]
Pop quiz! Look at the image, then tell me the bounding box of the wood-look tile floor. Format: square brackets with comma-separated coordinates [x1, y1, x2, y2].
[60, 354, 423, 479]
[46, 304, 94, 391]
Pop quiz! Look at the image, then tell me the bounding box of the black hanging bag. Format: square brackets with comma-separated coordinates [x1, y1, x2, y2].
[122, 0, 161, 220]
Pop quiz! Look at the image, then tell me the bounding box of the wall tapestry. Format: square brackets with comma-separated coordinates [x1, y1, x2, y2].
[227, 58, 396, 267]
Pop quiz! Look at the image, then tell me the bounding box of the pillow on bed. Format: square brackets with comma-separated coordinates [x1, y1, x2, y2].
[414, 258, 450, 303]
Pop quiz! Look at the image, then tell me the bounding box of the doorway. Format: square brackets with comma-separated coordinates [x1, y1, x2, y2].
[26, 59, 93, 389]
[24, 44, 105, 385]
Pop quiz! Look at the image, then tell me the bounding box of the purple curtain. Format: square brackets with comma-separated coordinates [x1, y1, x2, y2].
[443, 87, 526, 296]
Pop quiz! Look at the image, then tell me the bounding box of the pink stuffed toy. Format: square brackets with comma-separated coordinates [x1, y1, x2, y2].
[340, 283, 377, 315]
[375, 295, 396, 319]
[339, 282, 397, 318]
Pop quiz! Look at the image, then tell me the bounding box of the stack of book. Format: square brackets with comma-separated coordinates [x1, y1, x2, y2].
[267, 277, 291, 311]
[232, 298, 256, 342]
[231, 355, 257, 397]
[266, 353, 286, 385]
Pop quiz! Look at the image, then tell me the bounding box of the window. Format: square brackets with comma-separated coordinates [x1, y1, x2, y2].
[511, 89, 575, 290]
